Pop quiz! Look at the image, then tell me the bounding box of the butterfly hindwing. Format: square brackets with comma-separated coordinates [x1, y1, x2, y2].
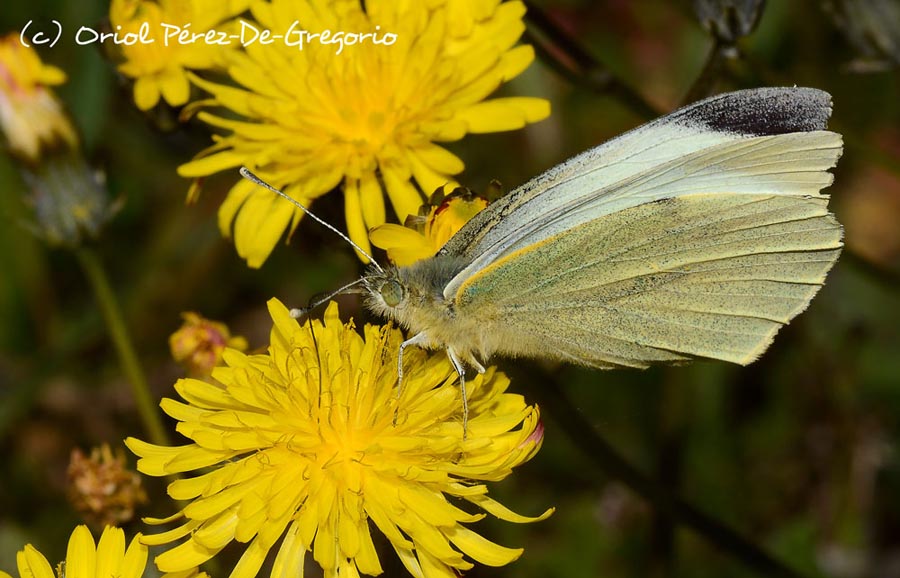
[454, 193, 842, 368]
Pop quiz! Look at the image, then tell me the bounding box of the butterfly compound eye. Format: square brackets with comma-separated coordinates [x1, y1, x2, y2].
[379, 279, 405, 308]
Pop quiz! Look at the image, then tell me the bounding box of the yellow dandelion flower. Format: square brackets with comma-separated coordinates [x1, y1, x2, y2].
[126, 299, 551, 578]
[370, 184, 490, 266]
[0, 526, 147, 578]
[169, 311, 249, 376]
[0, 34, 76, 161]
[110, 0, 250, 110]
[178, 0, 549, 267]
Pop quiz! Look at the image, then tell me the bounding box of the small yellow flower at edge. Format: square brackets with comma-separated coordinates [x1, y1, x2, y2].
[169, 311, 249, 376]
[0, 526, 147, 578]
[0, 34, 76, 161]
[0, 34, 116, 247]
[126, 299, 552, 578]
[370, 184, 490, 266]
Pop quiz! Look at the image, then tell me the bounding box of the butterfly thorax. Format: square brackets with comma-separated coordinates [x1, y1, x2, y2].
[363, 256, 489, 360]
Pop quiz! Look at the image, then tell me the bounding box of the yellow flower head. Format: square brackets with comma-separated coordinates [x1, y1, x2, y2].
[370, 183, 490, 266]
[169, 311, 249, 376]
[110, 0, 250, 110]
[0, 34, 76, 161]
[127, 299, 550, 578]
[0, 526, 147, 578]
[178, 0, 549, 267]
[0, 34, 115, 246]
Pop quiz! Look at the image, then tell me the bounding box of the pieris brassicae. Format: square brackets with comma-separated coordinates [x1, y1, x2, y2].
[243, 86, 843, 425]
[364, 88, 842, 371]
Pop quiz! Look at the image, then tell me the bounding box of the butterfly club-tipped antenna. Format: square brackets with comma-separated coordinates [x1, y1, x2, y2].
[239, 167, 385, 274]
[240, 168, 450, 432]
[289, 278, 367, 320]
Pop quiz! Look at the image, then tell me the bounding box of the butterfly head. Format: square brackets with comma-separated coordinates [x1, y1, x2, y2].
[362, 255, 471, 332]
[363, 266, 409, 320]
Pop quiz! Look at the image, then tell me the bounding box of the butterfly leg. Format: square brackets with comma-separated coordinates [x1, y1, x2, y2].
[446, 347, 469, 439]
[394, 332, 430, 426]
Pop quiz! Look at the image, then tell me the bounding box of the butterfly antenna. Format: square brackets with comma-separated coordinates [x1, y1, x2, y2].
[289, 278, 366, 319]
[239, 167, 384, 273]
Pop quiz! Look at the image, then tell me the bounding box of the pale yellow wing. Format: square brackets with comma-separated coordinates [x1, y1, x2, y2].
[455, 193, 842, 369]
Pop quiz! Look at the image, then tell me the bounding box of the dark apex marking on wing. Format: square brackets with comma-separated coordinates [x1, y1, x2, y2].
[680, 87, 832, 137]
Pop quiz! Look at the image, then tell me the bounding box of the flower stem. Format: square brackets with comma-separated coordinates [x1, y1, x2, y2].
[520, 366, 809, 578]
[75, 246, 169, 446]
[523, 0, 661, 120]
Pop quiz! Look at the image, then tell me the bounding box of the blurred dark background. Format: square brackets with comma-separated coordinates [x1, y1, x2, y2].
[1, 1, 899, 577]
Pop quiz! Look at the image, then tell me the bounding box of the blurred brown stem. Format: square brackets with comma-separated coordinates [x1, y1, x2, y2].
[681, 38, 731, 105]
[518, 365, 810, 578]
[523, 0, 661, 119]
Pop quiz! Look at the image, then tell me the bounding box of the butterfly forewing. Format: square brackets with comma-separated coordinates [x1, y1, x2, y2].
[441, 88, 840, 301]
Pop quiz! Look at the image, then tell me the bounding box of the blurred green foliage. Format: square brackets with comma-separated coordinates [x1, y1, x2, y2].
[1, 1, 899, 577]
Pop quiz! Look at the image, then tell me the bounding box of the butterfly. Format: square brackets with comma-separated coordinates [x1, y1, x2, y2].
[243, 86, 843, 427]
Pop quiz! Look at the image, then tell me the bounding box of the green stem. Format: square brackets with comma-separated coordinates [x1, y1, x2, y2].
[74, 247, 169, 446]
[681, 37, 728, 105]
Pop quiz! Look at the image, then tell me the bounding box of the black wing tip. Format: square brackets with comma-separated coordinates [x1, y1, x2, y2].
[681, 86, 833, 137]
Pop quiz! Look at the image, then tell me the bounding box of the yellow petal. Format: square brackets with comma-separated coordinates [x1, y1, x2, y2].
[498, 44, 536, 81]
[133, 76, 160, 110]
[140, 520, 199, 546]
[271, 522, 307, 578]
[178, 150, 244, 177]
[95, 527, 126, 578]
[444, 525, 522, 566]
[232, 189, 296, 268]
[126, 437, 228, 475]
[363, 498, 413, 550]
[231, 536, 274, 578]
[381, 168, 424, 224]
[217, 178, 255, 236]
[338, 507, 360, 557]
[155, 538, 222, 572]
[191, 510, 239, 548]
[410, 144, 464, 175]
[354, 518, 382, 576]
[159, 67, 191, 106]
[368, 224, 434, 266]
[121, 534, 148, 578]
[312, 518, 336, 570]
[66, 525, 97, 578]
[359, 173, 386, 229]
[418, 547, 468, 577]
[344, 179, 373, 262]
[456, 97, 550, 133]
[407, 151, 456, 199]
[390, 544, 424, 578]
[19, 547, 54, 578]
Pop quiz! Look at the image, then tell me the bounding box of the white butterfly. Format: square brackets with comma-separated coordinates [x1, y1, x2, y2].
[244, 86, 843, 426]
